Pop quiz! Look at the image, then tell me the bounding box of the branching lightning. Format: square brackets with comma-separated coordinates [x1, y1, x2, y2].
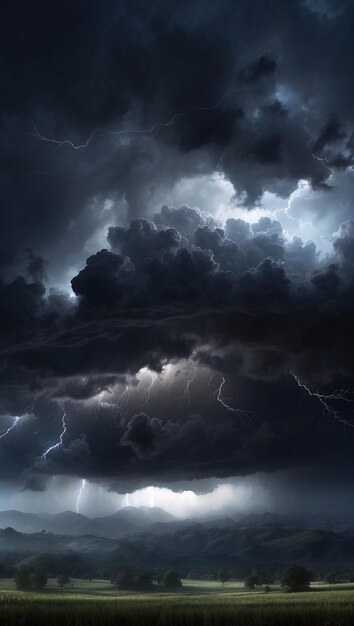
[41, 409, 67, 459]
[290, 372, 354, 427]
[0, 416, 20, 440]
[144, 373, 158, 408]
[94, 387, 112, 416]
[96, 391, 105, 414]
[304, 126, 335, 183]
[117, 385, 131, 411]
[312, 154, 335, 182]
[30, 84, 249, 153]
[76, 479, 86, 514]
[280, 179, 309, 220]
[180, 368, 197, 407]
[215, 377, 239, 413]
[211, 376, 254, 419]
[112, 384, 132, 421]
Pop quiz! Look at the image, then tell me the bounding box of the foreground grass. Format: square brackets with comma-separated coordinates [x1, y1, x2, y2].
[0, 578, 353, 625]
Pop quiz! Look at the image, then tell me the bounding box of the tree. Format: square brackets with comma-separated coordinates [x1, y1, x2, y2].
[162, 570, 182, 588]
[325, 571, 340, 585]
[187, 570, 199, 580]
[348, 571, 354, 583]
[114, 569, 135, 590]
[57, 574, 70, 587]
[217, 569, 230, 586]
[15, 566, 32, 590]
[137, 571, 153, 587]
[251, 566, 274, 584]
[32, 568, 48, 589]
[280, 566, 312, 593]
[244, 574, 259, 590]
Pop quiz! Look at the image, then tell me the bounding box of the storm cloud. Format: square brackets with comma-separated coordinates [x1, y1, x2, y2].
[0, 0, 354, 494]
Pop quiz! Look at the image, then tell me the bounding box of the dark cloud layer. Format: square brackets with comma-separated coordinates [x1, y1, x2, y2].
[1, 207, 354, 489]
[0, 0, 354, 491]
[1, 0, 354, 277]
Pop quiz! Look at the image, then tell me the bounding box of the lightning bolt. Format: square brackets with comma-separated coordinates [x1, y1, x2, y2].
[41, 409, 67, 459]
[282, 179, 309, 220]
[180, 368, 197, 407]
[30, 84, 250, 153]
[94, 390, 105, 416]
[304, 126, 335, 183]
[0, 416, 20, 440]
[144, 373, 158, 408]
[117, 385, 131, 412]
[215, 376, 238, 413]
[208, 372, 215, 387]
[312, 154, 335, 182]
[290, 372, 354, 427]
[211, 376, 254, 418]
[111, 384, 131, 422]
[76, 479, 86, 514]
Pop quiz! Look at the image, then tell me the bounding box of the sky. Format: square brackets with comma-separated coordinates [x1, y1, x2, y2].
[0, 0, 354, 517]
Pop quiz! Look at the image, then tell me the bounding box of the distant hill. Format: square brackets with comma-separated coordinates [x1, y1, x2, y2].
[0, 506, 177, 538]
[108, 506, 176, 526]
[1, 514, 354, 572]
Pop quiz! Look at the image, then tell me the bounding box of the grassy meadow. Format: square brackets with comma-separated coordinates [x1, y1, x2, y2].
[0, 578, 353, 625]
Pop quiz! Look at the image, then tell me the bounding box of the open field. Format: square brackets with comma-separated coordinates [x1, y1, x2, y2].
[0, 579, 353, 625]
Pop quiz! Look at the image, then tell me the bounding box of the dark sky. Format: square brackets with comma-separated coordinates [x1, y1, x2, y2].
[1, 0, 354, 510]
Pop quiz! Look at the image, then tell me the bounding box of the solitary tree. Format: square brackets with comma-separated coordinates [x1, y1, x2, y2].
[15, 566, 32, 590]
[57, 574, 70, 588]
[244, 574, 260, 590]
[325, 571, 340, 585]
[114, 569, 135, 590]
[348, 571, 354, 583]
[162, 570, 182, 588]
[280, 566, 312, 592]
[217, 569, 230, 586]
[138, 571, 153, 587]
[32, 568, 48, 589]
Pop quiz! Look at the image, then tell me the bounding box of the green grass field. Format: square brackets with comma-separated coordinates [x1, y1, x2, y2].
[0, 578, 353, 625]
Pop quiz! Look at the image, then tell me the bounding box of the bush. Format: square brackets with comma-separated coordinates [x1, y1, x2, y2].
[264, 585, 271, 593]
[281, 566, 312, 592]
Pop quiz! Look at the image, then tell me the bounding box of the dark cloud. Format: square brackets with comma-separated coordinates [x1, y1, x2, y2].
[121, 413, 163, 460]
[107, 219, 182, 261]
[1, 0, 354, 492]
[22, 473, 50, 493]
[238, 55, 276, 84]
[312, 114, 346, 156]
[1, 0, 354, 282]
[0, 207, 353, 488]
[26, 252, 48, 283]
